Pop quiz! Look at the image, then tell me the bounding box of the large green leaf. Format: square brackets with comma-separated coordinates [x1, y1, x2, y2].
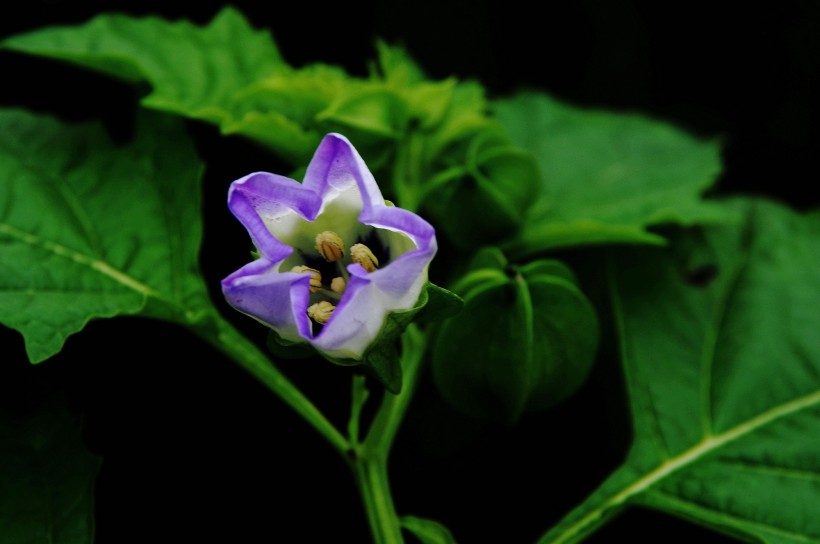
[0, 11, 484, 168]
[539, 199, 820, 543]
[494, 92, 727, 256]
[0, 109, 211, 363]
[0, 402, 101, 544]
[2, 8, 284, 122]
[0, 9, 325, 162]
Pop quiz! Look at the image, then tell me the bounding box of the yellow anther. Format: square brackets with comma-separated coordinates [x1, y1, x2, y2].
[350, 243, 379, 273]
[291, 265, 322, 293]
[307, 300, 335, 324]
[330, 276, 346, 294]
[315, 231, 345, 262]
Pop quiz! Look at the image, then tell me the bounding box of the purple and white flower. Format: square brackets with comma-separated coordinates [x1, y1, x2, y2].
[222, 134, 437, 360]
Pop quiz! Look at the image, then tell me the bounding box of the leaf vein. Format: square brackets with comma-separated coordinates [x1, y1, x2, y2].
[0, 137, 105, 257]
[646, 489, 820, 543]
[0, 221, 161, 299]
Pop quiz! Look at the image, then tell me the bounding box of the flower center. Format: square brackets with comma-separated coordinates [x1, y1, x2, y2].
[291, 229, 389, 333]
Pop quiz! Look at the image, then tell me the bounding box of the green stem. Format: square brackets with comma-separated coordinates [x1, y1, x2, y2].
[198, 314, 350, 456]
[352, 325, 427, 543]
[364, 325, 426, 455]
[353, 454, 404, 544]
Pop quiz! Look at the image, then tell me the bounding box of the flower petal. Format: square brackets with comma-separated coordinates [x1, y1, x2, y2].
[303, 134, 386, 209]
[228, 172, 323, 259]
[221, 258, 313, 342]
[302, 134, 438, 357]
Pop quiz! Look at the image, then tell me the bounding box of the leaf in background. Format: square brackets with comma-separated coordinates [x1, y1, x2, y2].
[540, 199, 820, 544]
[494, 92, 728, 257]
[401, 515, 458, 544]
[422, 135, 540, 248]
[0, 402, 100, 544]
[2, 8, 284, 123]
[0, 109, 211, 363]
[0, 8, 325, 163]
[226, 64, 349, 161]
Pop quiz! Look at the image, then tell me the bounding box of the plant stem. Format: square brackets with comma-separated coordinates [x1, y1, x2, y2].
[364, 326, 426, 455]
[199, 314, 350, 456]
[350, 325, 427, 543]
[353, 454, 404, 544]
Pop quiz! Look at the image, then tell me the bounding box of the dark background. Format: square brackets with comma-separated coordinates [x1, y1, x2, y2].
[1, 1, 818, 542]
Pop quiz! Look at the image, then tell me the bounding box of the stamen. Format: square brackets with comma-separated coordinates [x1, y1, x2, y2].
[315, 231, 345, 262]
[350, 243, 379, 272]
[330, 276, 347, 294]
[291, 265, 322, 293]
[307, 301, 335, 324]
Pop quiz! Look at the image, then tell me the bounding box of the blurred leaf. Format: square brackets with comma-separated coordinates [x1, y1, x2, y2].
[423, 137, 540, 248]
[494, 92, 728, 256]
[432, 254, 598, 421]
[3, 8, 284, 123]
[0, 9, 327, 163]
[1, 13, 483, 168]
[0, 109, 212, 363]
[375, 41, 427, 86]
[0, 402, 101, 544]
[319, 86, 407, 138]
[539, 199, 820, 543]
[401, 515, 458, 544]
[425, 82, 493, 163]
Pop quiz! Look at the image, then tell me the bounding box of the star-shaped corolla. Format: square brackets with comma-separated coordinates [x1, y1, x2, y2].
[221, 134, 437, 360]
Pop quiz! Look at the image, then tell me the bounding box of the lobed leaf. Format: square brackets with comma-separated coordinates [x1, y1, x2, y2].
[0, 109, 211, 362]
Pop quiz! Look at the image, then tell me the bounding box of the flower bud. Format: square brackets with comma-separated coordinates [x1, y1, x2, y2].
[330, 276, 346, 294]
[307, 300, 335, 324]
[291, 265, 322, 293]
[350, 243, 379, 272]
[315, 231, 345, 262]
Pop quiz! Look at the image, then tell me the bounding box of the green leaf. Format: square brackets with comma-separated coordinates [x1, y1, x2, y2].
[414, 283, 464, 324]
[0, 109, 212, 363]
[319, 85, 408, 138]
[494, 92, 728, 256]
[539, 199, 820, 544]
[401, 515, 458, 544]
[3, 8, 284, 121]
[0, 9, 327, 163]
[0, 402, 101, 543]
[433, 256, 598, 421]
[423, 136, 540, 248]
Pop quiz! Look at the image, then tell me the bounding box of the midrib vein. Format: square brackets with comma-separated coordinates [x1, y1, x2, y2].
[544, 387, 820, 544]
[0, 222, 161, 298]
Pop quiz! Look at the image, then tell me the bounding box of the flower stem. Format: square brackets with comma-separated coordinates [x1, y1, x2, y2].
[350, 325, 427, 543]
[364, 325, 426, 455]
[198, 313, 350, 456]
[353, 454, 404, 544]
